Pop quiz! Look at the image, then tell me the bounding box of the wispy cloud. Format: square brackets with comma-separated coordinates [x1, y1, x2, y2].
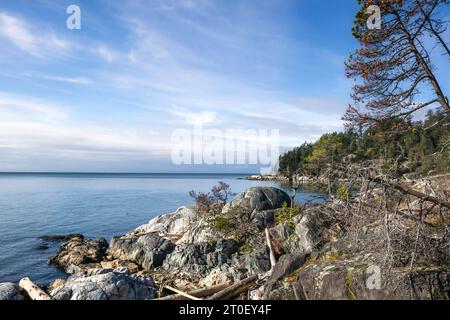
[0, 11, 71, 58]
[0, 92, 68, 120]
[170, 108, 218, 126]
[0, 1, 359, 171]
[29, 74, 92, 85]
[94, 44, 117, 63]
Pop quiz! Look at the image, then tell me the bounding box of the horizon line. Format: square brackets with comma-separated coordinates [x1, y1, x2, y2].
[0, 171, 260, 175]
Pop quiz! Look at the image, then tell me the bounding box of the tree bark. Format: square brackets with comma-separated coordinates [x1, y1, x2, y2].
[265, 228, 277, 268]
[372, 176, 450, 209]
[156, 283, 230, 300]
[19, 277, 52, 300]
[206, 275, 257, 300]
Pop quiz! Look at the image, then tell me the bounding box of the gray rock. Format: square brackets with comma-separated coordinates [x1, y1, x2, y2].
[283, 209, 327, 256]
[51, 269, 156, 300]
[294, 254, 450, 300]
[253, 210, 276, 230]
[162, 240, 239, 276]
[224, 187, 291, 219]
[0, 283, 24, 300]
[176, 216, 221, 244]
[131, 206, 197, 236]
[49, 236, 108, 269]
[130, 206, 218, 245]
[109, 233, 175, 270]
[263, 254, 306, 299]
[231, 245, 272, 275]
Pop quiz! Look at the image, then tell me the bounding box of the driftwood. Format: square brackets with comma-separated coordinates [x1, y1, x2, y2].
[164, 285, 203, 300]
[372, 176, 450, 209]
[265, 228, 277, 268]
[156, 283, 230, 300]
[206, 275, 258, 300]
[19, 277, 52, 300]
[262, 254, 306, 300]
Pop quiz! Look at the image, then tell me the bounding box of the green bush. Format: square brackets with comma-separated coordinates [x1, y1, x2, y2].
[209, 205, 257, 243]
[275, 201, 302, 227]
[336, 184, 349, 201]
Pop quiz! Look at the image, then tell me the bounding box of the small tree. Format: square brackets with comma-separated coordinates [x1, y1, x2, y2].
[189, 181, 236, 214]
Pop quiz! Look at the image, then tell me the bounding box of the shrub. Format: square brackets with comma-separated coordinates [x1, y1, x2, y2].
[189, 181, 236, 215]
[210, 205, 257, 243]
[275, 201, 302, 227]
[336, 184, 349, 201]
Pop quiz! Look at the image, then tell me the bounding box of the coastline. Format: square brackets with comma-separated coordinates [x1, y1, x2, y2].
[2, 174, 448, 300]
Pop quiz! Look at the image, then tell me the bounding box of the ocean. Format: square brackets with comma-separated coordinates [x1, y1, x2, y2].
[0, 173, 325, 284]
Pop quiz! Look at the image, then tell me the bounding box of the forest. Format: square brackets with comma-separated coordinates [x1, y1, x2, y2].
[278, 109, 449, 177]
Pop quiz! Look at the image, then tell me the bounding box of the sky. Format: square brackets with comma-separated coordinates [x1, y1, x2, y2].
[0, 0, 447, 173]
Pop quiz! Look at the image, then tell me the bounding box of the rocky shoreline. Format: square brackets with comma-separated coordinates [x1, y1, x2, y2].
[246, 174, 289, 182]
[1, 185, 448, 300]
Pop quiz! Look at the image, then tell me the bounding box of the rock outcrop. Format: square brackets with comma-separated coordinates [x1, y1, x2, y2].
[224, 187, 291, 218]
[131, 206, 197, 236]
[50, 269, 156, 300]
[162, 239, 239, 276]
[293, 254, 450, 300]
[109, 233, 175, 271]
[11, 184, 443, 301]
[0, 283, 24, 300]
[48, 235, 108, 269]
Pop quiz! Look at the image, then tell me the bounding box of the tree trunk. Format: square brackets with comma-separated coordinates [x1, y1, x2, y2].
[206, 275, 257, 300]
[156, 283, 230, 300]
[19, 278, 52, 300]
[372, 176, 450, 209]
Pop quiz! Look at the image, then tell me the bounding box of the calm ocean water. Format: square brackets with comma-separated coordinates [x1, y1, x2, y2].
[0, 173, 324, 284]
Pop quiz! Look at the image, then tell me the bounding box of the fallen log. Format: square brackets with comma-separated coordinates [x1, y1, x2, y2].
[372, 176, 450, 209]
[19, 277, 52, 300]
[164, 285, 202, 300]
[156, 283, 230, 300]
[265, 228, 277, 268]
[206, 275, 257, 300]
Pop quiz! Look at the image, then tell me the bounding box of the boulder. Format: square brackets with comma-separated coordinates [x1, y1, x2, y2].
[49, 236, 108, 269]
[50, 269, 156, 300]
[132, 206, 221, 245]
[253, 210, 276, 230]
[0, 283, 24, 300]
[231, 246, 272, 275]
[282, 209, 327, 256]
[224, 187, 291, 219]
[109, 233, 175, 271]
[176, 216, 221, 244]
[131, 206, 197, 236]
[162, 240, 239, 276]
[293, 254, 450, 300]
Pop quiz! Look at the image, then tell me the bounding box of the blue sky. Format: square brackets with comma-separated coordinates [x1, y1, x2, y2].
[0, 0, 447, 173]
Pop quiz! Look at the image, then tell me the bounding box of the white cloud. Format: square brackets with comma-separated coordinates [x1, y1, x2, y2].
[0, 93, 169, 168]
[170, 108, 218, 126]
[0, 11, 71, 58]
[95, 44, 117, 63]
[31, 74, 92, 85]
[0, 92, 68, 120]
